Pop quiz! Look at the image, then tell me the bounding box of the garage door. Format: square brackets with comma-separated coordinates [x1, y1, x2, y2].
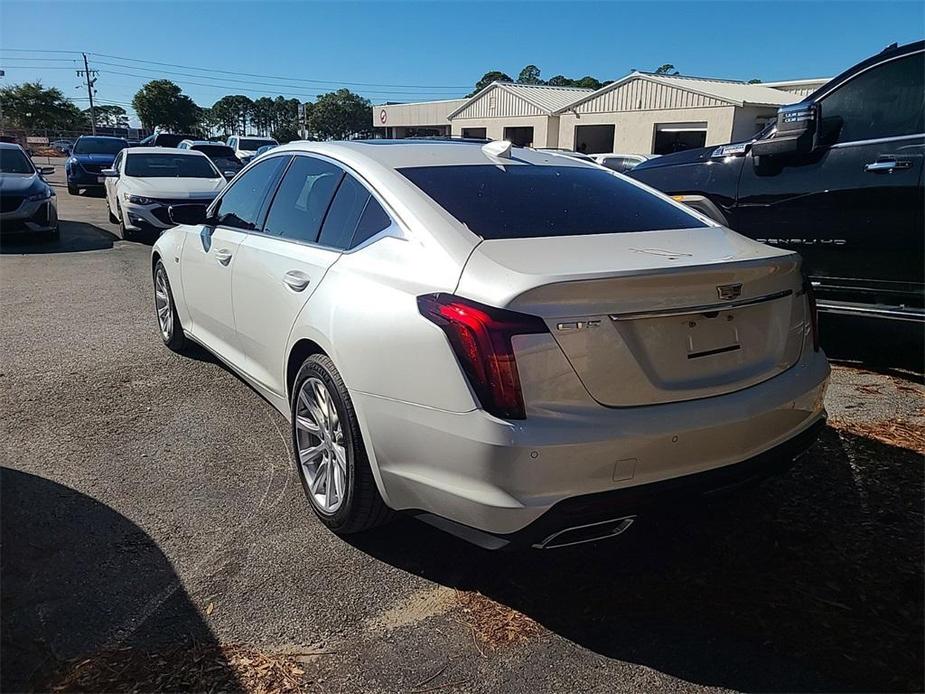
[653, 122, 707, 154]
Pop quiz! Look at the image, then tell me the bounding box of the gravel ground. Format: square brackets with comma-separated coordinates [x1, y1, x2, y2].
[1, 160, 922, 693]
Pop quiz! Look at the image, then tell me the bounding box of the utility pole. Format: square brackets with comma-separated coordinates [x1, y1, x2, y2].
[77, 54, 98, 135]
[0, 69, 5, 133]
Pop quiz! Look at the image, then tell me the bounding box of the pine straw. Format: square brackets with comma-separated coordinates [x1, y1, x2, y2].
[453, 590, 542, 650]
[829, 418, 925, 455]
[44, 644, 311, 693]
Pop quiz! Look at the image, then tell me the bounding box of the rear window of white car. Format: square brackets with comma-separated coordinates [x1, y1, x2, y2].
[399, 164, 706, 239]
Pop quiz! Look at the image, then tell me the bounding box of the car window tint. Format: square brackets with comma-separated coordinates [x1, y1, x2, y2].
[317, 174, 370, 249]
[264, 156, 343, 243]
[399, 164, 705, 239]
[822, 52, 924, 144]
[214, 156, 287, 230]
[351, 196, 391, 248]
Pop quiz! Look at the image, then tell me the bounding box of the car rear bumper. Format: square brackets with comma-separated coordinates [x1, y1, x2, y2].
[354, 347, 830, 542]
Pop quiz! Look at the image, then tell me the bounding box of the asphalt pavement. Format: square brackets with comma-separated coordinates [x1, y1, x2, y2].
[1, 159, 922, 693]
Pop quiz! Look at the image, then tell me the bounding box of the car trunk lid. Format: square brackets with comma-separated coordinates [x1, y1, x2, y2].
[455, 227, 807, 407]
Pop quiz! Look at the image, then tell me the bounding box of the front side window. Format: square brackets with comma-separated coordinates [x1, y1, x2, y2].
[124, 153, 220, 179]
[264, 156, 343, 243]
[821, 51, 924, 144]
[73, 137, 126, 155]
[213, 156, 288, 230]
[399, 164, 705, 240]
[0, 148, 34, 174]
[112, 151, 124, 171]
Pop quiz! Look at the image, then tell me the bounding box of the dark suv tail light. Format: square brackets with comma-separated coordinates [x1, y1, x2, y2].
[804, 279, 820, 352]
[417, 293, 548, 420]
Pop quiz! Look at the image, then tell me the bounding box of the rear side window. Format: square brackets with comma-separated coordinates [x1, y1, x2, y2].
[263, 155, 343, 243]
[399, 164, 705, 240]
[352, 197, 391, 247]
[318, 174, 369, 249]
[214, 156, 287, 230]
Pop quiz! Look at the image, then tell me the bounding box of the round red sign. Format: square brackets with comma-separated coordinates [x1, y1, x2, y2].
[379, 109, 387, 124]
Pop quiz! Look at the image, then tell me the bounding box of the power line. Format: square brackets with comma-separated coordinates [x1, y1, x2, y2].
[0, 47, 471, 90]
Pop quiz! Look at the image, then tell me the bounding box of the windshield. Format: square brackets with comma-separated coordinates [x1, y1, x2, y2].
[210, 156, 242, 171]
[73, 137, 126, 155]
[153, 134, 193, 148]
[0, 148, 35, 174]
[399, 164, 706, 239]
[239, 138, 277, 150]
[125, 153, 220, 178]
[193, 145, 236, 158]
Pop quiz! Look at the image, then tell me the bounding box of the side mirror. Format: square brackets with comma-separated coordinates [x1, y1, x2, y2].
[38, 166, 55, 175]
[751, 102, 818, 158]
[223, 170, 237, 179]
[168, 203, 209, 226]
[100, 168, 118, 177]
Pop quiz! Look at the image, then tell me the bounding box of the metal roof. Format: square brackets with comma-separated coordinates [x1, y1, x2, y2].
[559, 72, 800, 113]
[447, 82, 593, 119]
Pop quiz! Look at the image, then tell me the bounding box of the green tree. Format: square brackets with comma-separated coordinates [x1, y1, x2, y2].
[573, 75, 604, 90]
[306, 89, 371, 140]
[546, 75, 575, 87]
[517, 64, 544, 85]
[132, 80, 201, 131]
[654, 64, 679, 75]
[85, 105, 128, 128]
[468, 70, 513, 96]
[0, 82, 86, 130]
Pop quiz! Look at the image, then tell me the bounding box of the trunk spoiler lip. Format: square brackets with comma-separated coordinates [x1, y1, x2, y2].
[609, 288, 794, 321]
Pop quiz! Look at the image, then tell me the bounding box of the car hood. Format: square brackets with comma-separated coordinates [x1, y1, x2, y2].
[0, 172, 43, 195]
[72, 152, 117, 165]
[123, 176, 225, 198]
[630, 146, 717, 171]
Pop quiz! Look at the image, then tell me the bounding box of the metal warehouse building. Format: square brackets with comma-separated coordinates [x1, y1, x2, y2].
[372, 73, 827, 155]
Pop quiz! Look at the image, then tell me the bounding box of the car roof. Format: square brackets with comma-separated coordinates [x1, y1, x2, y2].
[75, 134, 126, 141]
[182, 140, 226, 147]
[269, 139, 594, 170]
[0, 142, 25, 151]
[126, 146, 209, 156]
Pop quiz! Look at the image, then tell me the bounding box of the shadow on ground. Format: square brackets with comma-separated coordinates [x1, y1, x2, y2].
[350, 428, 924, 692]
[0, 221, 120, 255]
[0, 468, 235, 692]
[821, 314, 924, 380]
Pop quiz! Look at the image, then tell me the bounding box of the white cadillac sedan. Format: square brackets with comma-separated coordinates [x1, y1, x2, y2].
[103, 147, 226, 238]
[152, 139, 830, 549]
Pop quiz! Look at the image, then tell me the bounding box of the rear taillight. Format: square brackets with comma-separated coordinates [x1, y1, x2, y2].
[417, 293, 548, 420]
[804, 279, 820, 352]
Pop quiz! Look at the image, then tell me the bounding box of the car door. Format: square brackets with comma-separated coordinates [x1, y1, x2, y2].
[180, 155, 288, 366]
[233, 155, 381, 396]
[105, 150, 123, 217]
[735, 48, 924, 306]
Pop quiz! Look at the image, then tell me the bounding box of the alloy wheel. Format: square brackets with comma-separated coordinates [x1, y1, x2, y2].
[154, 265, 173, 342]
[295, 377, 347, 514]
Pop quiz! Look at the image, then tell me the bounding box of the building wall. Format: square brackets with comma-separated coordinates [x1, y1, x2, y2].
[573, 78, 727, 114]
[558, 106, 738, 154]
[373, 99, 467, 129]
[450, 115, 557, 147]
[730, 106, 781, 142]
[453, 86, 544, 119]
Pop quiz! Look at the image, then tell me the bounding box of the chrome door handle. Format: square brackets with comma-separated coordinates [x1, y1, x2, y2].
[282, 270, 311, 292]
[864, 159, 912, 173]
[215, 249, 233, 265]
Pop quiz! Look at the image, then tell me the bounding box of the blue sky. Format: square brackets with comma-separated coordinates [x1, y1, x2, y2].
[1, 1, 922, 124]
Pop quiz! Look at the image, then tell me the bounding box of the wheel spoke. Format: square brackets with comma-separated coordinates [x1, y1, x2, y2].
[295, 415, 320, 435]
[299, 443, 325, 465]
[324, 455, 333, 508]
[310, 460, 326, 494]
[332, 459, 344, 500]
[332, 443, 347, 473]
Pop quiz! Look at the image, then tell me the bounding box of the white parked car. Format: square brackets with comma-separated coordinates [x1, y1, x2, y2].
[103, 147, 227, 238]
[151, 140, 829, 549]
[591, 153, 659, 173]
[226, 135, 278, 164]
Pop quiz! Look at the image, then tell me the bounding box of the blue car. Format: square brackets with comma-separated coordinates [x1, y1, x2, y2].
[66, 135, 127, 195]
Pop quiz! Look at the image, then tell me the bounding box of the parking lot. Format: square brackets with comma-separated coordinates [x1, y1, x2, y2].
[1, 159, 923, 692]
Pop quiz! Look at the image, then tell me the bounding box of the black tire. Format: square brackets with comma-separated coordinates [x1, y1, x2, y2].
[67, 184, 78, 195]
[291, 354, 392, 534]
[118, 204, 132, 239]
[153, 259, 187, 353]
[46, 226, 60, 242]
[108, 204, 118, 224]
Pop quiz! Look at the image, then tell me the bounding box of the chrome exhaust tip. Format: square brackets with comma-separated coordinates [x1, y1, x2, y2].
[532, 515, 636, 550]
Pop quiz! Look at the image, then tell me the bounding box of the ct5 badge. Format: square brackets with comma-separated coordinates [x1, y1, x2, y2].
[556, 319, 601, 332]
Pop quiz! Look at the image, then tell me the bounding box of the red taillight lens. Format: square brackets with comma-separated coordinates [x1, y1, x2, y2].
[804, 279, 820, 352]
[417, 293, 548, 419]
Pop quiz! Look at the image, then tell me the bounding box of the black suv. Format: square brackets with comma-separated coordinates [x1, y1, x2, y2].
[630, 41, 924, 322]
